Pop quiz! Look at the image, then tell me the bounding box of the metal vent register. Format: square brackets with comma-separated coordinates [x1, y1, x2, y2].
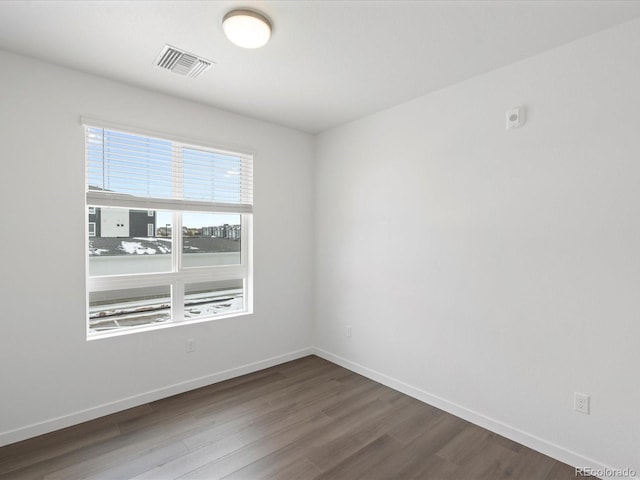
[154, 45, 214, 78]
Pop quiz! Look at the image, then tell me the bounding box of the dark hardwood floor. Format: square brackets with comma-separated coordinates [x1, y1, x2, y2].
[0, 355, 585, 479]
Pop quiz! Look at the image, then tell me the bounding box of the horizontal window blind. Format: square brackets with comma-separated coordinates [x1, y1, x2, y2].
[85, 126, 253, 211]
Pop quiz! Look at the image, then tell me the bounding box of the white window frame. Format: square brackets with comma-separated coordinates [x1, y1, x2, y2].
[84, 119, 253, 339]
[147, 223, 154, 237]
[88, 222, 96, 237]
[88, 206, 96, 215]
[147, 210, 154, 217]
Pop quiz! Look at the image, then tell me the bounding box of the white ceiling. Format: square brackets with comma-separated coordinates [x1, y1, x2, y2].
[1, 1, 639, 133]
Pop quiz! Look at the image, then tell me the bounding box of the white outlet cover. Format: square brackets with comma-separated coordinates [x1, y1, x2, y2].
[574, 392, 590, 414]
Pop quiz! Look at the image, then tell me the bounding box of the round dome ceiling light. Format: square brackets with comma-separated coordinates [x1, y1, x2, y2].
[222, 9, 272, 49]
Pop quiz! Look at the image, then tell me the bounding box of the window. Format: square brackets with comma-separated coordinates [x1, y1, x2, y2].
[85, 123, 253, 336]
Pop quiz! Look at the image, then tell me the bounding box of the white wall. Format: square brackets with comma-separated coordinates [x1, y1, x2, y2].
[0, 50, 315, 444]
[315, 19, 640, 474]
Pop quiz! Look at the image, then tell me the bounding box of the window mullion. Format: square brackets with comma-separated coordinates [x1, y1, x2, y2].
[172, 279, 184, 323]
[173, 143, 184, 199]
[172, 210, 184, 321]
[242, 213, 253, 314]
[173, 211, 183, 272]
[172, 145, 184, 321]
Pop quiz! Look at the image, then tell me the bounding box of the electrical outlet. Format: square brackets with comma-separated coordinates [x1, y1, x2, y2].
[346, 326, 352, 338]
[574, 392, 590, 414]
[186, 338, 196, 353]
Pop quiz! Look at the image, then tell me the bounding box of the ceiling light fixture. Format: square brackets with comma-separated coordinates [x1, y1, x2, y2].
[222, 9, 272, 49]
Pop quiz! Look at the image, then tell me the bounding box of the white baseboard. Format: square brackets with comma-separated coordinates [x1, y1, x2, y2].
[313, 347, 638, 480]
[0, 347, 313, 447]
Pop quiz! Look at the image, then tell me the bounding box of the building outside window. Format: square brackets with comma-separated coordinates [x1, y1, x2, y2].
[85, 123, 253, 336]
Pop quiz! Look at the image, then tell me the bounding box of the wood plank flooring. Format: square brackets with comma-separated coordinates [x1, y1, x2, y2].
[0, 355, 587, 480]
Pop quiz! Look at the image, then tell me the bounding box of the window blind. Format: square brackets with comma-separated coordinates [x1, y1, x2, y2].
[85, 126, 253, 213]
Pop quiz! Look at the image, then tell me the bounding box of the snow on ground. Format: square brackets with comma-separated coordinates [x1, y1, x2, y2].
[184, 296, 244, 318]
[88, 236, 238, 256]
[132, 238, 171, 253]
[133, 237, 171, 243]
[119, 241, 157, 255]
[90, 291, 243, 332]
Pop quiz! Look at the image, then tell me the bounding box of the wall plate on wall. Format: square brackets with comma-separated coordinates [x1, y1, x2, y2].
[506, 106, 526, 129]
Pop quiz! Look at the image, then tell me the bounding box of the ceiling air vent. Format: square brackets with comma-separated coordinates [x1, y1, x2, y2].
[154, 44, 214, 79]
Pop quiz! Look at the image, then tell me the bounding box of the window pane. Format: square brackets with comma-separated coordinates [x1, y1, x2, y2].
[86, 128, 173, 198]
[182, 212, 241, 267]
[184, 279, 244, 319]
[89, 286, 171, 333]
[182, 148, 242, 203]
[88, 207, 172, 276]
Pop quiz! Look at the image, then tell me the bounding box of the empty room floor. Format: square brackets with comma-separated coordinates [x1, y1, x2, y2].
[0, 356, 588, 479]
